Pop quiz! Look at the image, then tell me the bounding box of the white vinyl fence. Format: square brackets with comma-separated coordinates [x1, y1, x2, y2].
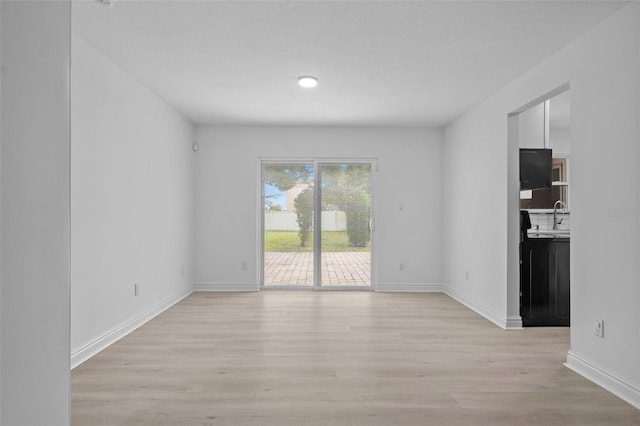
[265, 211, 347, 231]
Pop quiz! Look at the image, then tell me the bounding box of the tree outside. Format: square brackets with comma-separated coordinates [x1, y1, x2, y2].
[293, 187, 313, 247]
[320, 164, 371, 248]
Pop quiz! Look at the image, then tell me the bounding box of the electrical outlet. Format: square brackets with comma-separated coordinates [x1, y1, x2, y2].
[594, 319, 604, 338]
[241, 261, 248, 271]
[399, 263, 404, 272]
[134, 283, 140, 296]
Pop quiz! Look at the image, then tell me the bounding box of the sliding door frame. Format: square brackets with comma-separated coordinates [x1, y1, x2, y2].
[258, 157, 378, 290]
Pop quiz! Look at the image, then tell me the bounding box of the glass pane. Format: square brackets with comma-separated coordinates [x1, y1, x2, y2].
[319, 164, 371, 286]
[263, 164, 314, 286]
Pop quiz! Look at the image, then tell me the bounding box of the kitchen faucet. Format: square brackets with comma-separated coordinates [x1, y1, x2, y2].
[553, 200, 567, 230]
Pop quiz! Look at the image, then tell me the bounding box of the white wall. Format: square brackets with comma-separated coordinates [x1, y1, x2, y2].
[1, 2, 71, 424]
[518, 102, 545, 148]
[195, 126, 443, 291]
[550, 126, 570, 154]
[70, 35, 195, 366]
[444, 3, 640, 408]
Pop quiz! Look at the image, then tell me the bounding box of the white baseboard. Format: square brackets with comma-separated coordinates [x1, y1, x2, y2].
[194, 283, 259, 292]
[505, 316, 524, 329]
[444, 286, 522, 329]
[70, 284, 194, 369]
[375, 283, 444, 292]
[566, 351, 640, 409]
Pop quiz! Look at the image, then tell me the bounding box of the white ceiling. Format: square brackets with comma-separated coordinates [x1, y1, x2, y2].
[72, 0, 627, 127]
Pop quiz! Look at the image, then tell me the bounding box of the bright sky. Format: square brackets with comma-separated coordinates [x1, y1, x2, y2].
[265, 184, 287, 210]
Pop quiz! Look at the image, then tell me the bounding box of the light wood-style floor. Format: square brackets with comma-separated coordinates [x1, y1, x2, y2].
[72, 292, 640, 426]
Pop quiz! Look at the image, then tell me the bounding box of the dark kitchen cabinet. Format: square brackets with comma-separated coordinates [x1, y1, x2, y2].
[520, 238, 570, 326]
[520, 148, 552, 190]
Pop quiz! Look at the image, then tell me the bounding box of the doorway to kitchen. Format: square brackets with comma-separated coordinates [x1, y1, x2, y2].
[508, 84, 571, 328]
[260, 160, 375, 289]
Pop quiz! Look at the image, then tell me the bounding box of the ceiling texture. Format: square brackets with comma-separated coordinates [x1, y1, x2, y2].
[72, 0, 628, 127]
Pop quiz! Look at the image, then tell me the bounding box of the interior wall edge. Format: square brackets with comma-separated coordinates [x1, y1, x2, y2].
[1, 1, 71, 424]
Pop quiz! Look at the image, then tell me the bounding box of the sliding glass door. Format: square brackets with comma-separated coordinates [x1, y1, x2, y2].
[262, 163, 315, 286]
[318, 164, 372, 287]
[261, 160, 374, 289]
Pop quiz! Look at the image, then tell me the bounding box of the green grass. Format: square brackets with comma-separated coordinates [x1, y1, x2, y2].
[265, 231, 370, 253]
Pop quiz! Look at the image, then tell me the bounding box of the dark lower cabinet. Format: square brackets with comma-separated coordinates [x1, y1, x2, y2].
[520, 239, 570, 326]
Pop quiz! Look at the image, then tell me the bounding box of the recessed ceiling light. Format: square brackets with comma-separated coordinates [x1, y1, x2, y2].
[298, 76, 318, 88]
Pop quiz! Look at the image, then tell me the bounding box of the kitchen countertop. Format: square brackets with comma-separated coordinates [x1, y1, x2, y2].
[527, 230, 570, 240]
[526, 236, 570, 242]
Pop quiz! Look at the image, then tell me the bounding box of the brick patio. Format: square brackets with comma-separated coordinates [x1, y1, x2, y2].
[264, 252, 370, 286]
